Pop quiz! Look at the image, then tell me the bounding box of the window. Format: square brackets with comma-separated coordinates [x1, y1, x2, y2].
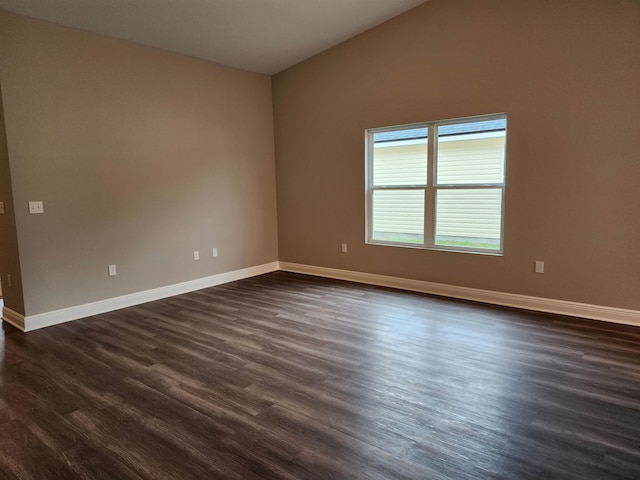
[366, 113, 507, 254]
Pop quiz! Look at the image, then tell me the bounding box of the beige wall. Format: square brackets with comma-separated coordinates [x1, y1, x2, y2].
[273, 0, 640, 310]
[1, 1, 638, 320]
[0, 11, 278, 316]
[0, 79, 25, 314]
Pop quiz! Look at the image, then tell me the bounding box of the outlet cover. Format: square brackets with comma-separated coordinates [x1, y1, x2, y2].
[29, 201, 44, 214]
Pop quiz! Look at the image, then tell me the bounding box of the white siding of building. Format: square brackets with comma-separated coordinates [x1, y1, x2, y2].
[437, 135, 504, 185]
[372, 135, 504, 243]
[373, 141, 427, 186]
[435, 189, 502, 240]
[372, 189, 424, 237]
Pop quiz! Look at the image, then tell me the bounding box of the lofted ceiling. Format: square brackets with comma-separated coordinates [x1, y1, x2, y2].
[0, 0, 428, 74]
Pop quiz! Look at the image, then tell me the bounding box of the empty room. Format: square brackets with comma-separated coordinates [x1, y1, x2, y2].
[0, 0, 639, 478]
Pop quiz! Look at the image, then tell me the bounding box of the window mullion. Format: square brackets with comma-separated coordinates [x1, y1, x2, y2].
[365, 130, 374, 243]
[436, 183, 504, 189]
[373, 185, 426, 190]
[424, 124, 435, 247]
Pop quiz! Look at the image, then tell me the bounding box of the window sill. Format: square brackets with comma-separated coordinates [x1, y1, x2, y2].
[366, 240, 504, 256]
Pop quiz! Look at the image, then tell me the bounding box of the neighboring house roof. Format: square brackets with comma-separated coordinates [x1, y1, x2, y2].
[374, 127, 427, 142]
[373, 119, 506, 143]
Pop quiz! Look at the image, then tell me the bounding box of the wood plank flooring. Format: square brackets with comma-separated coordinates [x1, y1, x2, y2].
[1, 271, 639, 479]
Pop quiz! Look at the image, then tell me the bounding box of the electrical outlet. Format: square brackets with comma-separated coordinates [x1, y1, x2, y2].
[0, 201, 5, 215]
[535, 261, 545, 274]
[212, 247, 218, 257]
[108, 264, 117, 276]
[29, 201, 44, 214]
[193, 250, 200, 260]
[341, 243, 348, 253]
[7, 274, 12, 287]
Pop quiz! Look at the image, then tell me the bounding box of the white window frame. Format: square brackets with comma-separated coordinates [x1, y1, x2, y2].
[365, 113, 507, 255]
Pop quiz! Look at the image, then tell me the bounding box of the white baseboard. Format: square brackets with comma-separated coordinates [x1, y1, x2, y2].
[5, 260, 638, 332]
[279, 262, 640, 328]
[9, 262, 279, 332]
[2, 306, 25, 331]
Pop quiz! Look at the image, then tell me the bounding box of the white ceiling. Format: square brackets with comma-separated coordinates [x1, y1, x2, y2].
[0, 0, 428, 74]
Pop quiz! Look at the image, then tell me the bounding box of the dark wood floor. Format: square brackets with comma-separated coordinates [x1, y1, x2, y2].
[1, 272, 639, 479]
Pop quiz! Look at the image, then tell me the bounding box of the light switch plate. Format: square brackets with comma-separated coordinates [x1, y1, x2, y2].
[29, 201, 44, 214]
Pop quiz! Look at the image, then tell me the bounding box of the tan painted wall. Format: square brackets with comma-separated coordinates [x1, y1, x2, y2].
[273, 0, 640, 310]
[0, 11, 278, 316]
[0, 80, 25, 314]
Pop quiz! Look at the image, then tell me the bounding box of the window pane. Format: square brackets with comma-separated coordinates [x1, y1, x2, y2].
[373, 127, 427, 186]
[372, 190, 424, 244]
[436, 119, 505, 185]
[435, 189, 502, 250]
